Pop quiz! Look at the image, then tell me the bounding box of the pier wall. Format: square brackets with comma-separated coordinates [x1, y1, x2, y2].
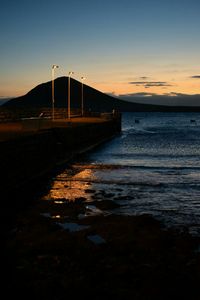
[0, 116, 121, 199]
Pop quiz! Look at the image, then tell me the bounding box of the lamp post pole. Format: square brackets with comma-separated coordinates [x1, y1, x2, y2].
[68, 71, 74, 119]
[81, 77, 86, 117]
[51, 65, 59, 121]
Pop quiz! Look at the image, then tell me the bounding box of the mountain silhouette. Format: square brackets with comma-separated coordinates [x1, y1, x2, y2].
[3, 76, 155, 111]
[3, 77, 200, 112]
[3, 76, 128, 111]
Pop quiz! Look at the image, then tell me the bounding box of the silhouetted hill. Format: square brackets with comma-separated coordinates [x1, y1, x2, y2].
[3, 77, 200, 112]
[2, 77, 156, 112]
[3, 77, 124, 111]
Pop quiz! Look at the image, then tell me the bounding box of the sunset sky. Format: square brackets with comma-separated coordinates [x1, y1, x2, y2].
[0, 0, 200, 105]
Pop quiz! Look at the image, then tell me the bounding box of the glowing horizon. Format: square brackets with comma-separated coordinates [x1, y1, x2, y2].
[1, 72, 199, 99]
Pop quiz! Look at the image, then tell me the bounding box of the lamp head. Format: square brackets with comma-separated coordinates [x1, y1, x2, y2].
[52, 65, 59, 69]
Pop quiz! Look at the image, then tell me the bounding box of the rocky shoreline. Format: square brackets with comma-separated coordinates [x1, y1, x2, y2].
[2, 115, 200, 299]
[4, 189, 200, 300]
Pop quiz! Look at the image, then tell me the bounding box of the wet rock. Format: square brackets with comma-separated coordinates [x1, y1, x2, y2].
[87, 234, 106, 245]
[56, 222, 90, 232]
[104, 192, 115, 198]
[94, 200, 120, 210]
[74, 197, 87, 203]
[85, 205, 104, 216]
[85, 189, 96, 194]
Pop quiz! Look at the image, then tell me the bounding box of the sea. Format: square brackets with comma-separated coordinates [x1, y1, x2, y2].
[42, 112, 200, 236]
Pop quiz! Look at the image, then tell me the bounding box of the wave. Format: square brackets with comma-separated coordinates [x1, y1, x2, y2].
[123, 125, 200, 138]
[110, 153, 200, 159]
[72, 163, 200, 171]
[56, 177, 165, 186]
[124, 128, 157, 134]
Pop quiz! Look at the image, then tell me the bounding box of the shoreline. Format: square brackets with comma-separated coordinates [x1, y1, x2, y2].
[5, 192, 200, 299]
[3, 157, 200, 299]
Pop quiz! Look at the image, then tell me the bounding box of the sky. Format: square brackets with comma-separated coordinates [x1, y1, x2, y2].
[0, 0, 200, 105]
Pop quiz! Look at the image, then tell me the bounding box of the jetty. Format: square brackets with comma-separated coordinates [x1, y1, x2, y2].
[0, 111, 121, 198]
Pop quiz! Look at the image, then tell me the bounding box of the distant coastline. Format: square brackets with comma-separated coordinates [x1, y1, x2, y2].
[2, 77, 200, 112]
[116, 93, 200, 108]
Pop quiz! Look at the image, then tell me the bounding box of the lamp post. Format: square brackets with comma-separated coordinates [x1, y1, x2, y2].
[51, 65, 59, 121]
[68, 71, 74, 119]
[81, 77, 86, 117]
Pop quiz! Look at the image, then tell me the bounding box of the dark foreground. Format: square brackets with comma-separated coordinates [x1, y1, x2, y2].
[3, 196, 200, 300]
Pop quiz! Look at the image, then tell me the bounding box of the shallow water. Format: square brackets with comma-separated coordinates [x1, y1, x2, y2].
[42, 112, 200, 236]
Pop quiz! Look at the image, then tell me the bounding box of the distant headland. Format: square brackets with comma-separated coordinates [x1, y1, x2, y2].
[3, 77, 200, 112]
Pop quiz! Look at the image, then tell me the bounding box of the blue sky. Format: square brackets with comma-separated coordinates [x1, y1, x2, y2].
[0, 0, 200, 105]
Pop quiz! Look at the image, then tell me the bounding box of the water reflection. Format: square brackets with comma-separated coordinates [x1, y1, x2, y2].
[43, 168, 95, 201]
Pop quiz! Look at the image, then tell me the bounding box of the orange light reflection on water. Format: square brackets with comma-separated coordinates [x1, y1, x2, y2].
[44, 168, 95, 201]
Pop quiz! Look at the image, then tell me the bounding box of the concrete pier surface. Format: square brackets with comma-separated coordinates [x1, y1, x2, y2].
[0, 115, 119, 141]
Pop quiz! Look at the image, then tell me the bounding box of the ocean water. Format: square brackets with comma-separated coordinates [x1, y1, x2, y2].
[43, 112, 200, 236]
